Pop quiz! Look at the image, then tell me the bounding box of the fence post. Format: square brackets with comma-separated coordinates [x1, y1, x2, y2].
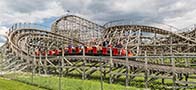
[144, 51, 148, 88]
[171, 55, 176, 90]
[58, 55, 62, 90]
[82, 46, 86, 80]
[100, 56, 103, 90]
[125, 48, 130, 88]
[109, 47, 113, 84]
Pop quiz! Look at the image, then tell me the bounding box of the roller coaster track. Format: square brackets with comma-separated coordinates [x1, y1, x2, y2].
[104, 25, 196, 43]
[1, 15, 196, 89]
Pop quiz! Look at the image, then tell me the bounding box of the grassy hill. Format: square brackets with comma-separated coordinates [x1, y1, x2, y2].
[0, 77, 45, 90]
[2, 73, 141, 90]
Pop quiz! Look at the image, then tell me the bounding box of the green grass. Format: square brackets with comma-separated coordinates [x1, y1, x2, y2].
[2, 71, 196, 90]
[0, 77, 46, 90]
[2, 73, 141, 90]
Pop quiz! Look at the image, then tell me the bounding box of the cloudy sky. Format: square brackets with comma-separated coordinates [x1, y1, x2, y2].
[0, 0, 196, 41]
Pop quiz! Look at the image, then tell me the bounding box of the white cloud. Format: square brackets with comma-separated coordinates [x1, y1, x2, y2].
[0, 1, 65, 24]
[0, 0, 67, 35]
[0, 0, 196, 33]
[111, 0, 156, 13]
[164, 9, 196, 29]
[159, 1, 186, 12]
[0, 43, 5, 47]
[0, 26, 8, 36]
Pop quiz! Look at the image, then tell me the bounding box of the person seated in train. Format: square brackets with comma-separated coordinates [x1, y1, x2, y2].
[115, 42, 123, 48]
[35, 48, 40, 56]
[55, 49, 62, 55]
[120, 48, 126, 56]
[64, 47, 68, 52]
[93, 44, 101, 55]
[83, 43, 91, 54]
[79, 44, 84, 49]
[108, 44, 112, 48]
[65, 44, 72, 54]
[87, 44, 93, 51]
[94, 41, 101, 50]
[128, 51, 133, 57]
[78, 44, 83, 53]
[73, 46, 77, 53]
[102, 39, 109, 47]
[93, 40, 104, 55]
[76, 44, 85, 54]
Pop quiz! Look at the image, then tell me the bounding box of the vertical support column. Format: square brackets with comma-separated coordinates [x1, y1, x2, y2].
[161, 52, 164, 64]
[185, 73, 189, 87]
[153, 33, 157, 55]
[109, 47, 113, 84]
[43, 33, 47, 75]
[26, 38, 30, 69]
[58, 43, 65, 90]
[39, 51, 41, 75]
[61, 43, 65, 76]
[20, 51, 23, 70]
[161, 53, 165, 85]
[185, 55, 189, 87]
[103, 62, 106, 79]
[13, 53, 17, 79]
[162, 74, 165, 85]
[31, 32, 35, 83]
[99, 57, 103, 90]
[136, 29, 141, 57]
[57, 55, 61, 90]
[32, 52, 36, 83]
[144, 51, 148, 88]
[170, 36, 173, 65]
[153, 33, 157, 64]
[195, 26, 196, 38]
[125, 46, 130, 87]
[161, 49, 165, 85]
[37, 33, 42, 74]
[185, 55, 189, 67]
[44, 50, 47, 75]
[171, 55, 176, 90]
[82, 46, 86, 80]
[170, 35, 176, 90]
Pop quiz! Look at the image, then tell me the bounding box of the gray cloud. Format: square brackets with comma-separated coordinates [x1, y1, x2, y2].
[1, 0, 196, 30]
[55, 0, 196, 27]
[3, 0, 54, 13]
[94, 0, 195, 25]
[0, 36, 7, 43]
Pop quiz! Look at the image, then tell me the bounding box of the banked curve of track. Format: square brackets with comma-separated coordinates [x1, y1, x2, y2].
[9, 28, 85, 55]
[7, 28, 196, 74]
[105, 25, 196, 44]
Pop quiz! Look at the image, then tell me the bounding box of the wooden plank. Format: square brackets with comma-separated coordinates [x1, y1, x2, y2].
[176, 81, 196, 85]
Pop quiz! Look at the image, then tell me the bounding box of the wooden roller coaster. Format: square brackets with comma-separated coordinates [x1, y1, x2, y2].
[0, 15, 196, 89]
